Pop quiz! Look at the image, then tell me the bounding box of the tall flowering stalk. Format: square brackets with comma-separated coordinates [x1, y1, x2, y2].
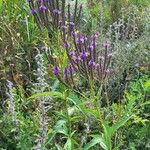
[52, 31, 112, 91]
[6, 80, 18, 124]
[32, 53, 51, 150]
[28, 0, 82, 41]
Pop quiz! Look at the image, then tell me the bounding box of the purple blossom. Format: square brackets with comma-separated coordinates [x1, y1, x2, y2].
[39, 5, 46, 12]
[103, 42, 110, 49]
[80, 51, 89, 59]
[71, 31, 77, 37]
[53, 9, 61, 15]
[75, 56, 81, 63]
[31, 9, 37, 15]
[64, 42, 70, 48]
[87, 44, 94, 51]
[95, 64, 100, 68]
[69, 51, 75, 56]
[88, 59, 95, 67]
[92, 33, 98, 40]
[64, 67, 70, 75]
[52, 66, 60, 76]
[76, 37, 84, 44]
[64, 66, 72, 80]
[69, 22, 75, 29]
[68, 65, 73, 73]
[36, 0, 41, 2]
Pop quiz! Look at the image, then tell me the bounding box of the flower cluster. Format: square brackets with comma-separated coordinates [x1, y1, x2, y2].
[28, 0, 82, 41]
[52, 32, 112, 89]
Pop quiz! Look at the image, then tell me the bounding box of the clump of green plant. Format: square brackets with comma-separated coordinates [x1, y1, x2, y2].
[27, 72, 149, 149]
[1, 0, 150, 150]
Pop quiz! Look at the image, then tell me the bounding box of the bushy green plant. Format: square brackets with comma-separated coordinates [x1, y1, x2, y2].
[0, 0, 150, 150]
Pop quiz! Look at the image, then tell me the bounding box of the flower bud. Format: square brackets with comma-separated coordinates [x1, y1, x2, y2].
[52, 66, 60, 76]
[88, 59, 95, 67]
[39, 5, 46, 12]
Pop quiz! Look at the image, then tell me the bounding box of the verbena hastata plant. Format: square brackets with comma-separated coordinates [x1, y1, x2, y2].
[27, 2, 150, 150]
[28, 0, 83, 41]
[52, 31, 112, 96]
[32, 52, 52, 150]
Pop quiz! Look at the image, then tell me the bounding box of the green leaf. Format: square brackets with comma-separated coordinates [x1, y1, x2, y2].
[44, 129, 56, 146]
[83, 135, 107, 150]
[144, 80, 150, 90]
[44, 120, 68, 146]
[102, 123, 112, 150]
[28, 91, 65, 100]
[54, 120, 68, 136]
[85, 108, 100, 119]
[111, 114, 132, 136]
[142, 100, 150, 105]
[64, 138, 72, 150]
[67, 94, 86, 115]
[55, 144, 63, 150]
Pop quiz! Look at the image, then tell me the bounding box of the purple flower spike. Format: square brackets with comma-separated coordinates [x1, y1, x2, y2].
[80, 51, 89, 59]
[92, 33, 98, 40]
[88, 59, 95, 67]
[36, 0, 41, 2]
[87, 44, 94, 51]
[64, 67, 70, 75]
[53, 9, 61, 15]
[76, 37, 84, 44]
[69, 22, 75, 29]
[75, 56, 81, 63]
[103, 42, 110, 49]
[31, 9, 37, 15]
[68, 65, 73, 73]
[64, 42, 70, 48]
[69, 51, 75, 56]
[71, 31, 77, 37]
[39, 5, 46, 12]
[52, 66, 60, 76]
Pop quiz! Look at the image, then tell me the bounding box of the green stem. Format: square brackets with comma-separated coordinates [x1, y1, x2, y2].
[65, 91, 71, 137]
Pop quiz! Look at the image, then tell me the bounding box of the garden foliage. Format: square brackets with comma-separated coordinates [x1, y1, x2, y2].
[0, 0, 150, 150]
